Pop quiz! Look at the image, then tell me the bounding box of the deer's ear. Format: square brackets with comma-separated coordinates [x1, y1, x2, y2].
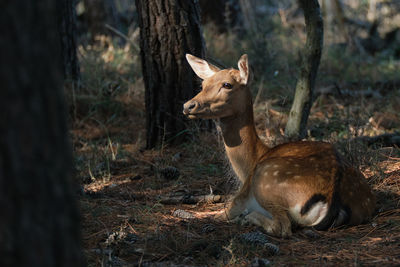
[186, 54, 219, 80]
[238, 54, 250, 85]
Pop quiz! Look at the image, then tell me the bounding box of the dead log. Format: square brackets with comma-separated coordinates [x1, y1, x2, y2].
[353, 133, 400, 147]
[316, 80, 400, 98]
[160, 194, 226, 205]
[316, 84, 382, 98]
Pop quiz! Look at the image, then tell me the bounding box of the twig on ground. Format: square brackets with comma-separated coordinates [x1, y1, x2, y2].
[160, 194, 226, 205]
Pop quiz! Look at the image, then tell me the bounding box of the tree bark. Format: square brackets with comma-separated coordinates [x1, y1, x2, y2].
[57, 0, 81, 84]
[0, 1, 84, 266]
[285, 0, 323, 140]
[135, 0, 206, 148]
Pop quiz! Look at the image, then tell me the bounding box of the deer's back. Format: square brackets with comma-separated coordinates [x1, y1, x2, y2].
[251, 141, 374, 228]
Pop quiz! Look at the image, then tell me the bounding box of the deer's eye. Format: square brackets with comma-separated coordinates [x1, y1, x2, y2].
[222, 82, 233, 89]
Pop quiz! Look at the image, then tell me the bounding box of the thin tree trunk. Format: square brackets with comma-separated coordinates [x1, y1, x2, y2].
[83, 0, 121, 38]
[285, 0, 323, 140]
[57, 0, 81, 84]
[199, 0, 239, 32]
[239, 0, 257, 31]
[333, 0, 350, 43]
[0, 0, 84, 266]
[135, 0, 206, 148]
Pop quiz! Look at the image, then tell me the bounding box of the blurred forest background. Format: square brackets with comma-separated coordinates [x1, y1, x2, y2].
[70, 0, 400, 147]
[3, 0, 400, 266]
[71, 0, 400, 266]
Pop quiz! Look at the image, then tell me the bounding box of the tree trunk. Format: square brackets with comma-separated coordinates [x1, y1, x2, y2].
[135, 0, 206, 149]
[83, 0, 121, 38]
[0, 1, 84, 266]
[285, 0, 323, 140]
[57, 0, 81, 84]
[199, 0, 239, 32]
[332, 0, 350, 43]
[239, 0, 257, 31]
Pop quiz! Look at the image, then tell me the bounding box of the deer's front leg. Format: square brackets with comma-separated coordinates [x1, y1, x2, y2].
[245, 206, 292, 237]
[214, 194, 248, 221]
[215, 176, 254, 221]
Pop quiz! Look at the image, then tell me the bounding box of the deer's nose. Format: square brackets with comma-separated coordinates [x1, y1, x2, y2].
[183, 101, 198, 115]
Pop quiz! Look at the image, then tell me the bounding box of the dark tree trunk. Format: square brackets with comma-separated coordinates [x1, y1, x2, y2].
[0, 1, 84, 266]
[135, 0, 206, 149]
[285, 0, 323, 140]
[199, 0, 239, 32]
[57, 0, 81, 84]
[83, 0, 121, 38]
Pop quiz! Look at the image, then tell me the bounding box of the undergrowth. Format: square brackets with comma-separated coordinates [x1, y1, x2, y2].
[71, 5, 400, 266]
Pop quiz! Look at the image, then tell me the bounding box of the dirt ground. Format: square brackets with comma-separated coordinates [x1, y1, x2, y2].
[67, 0, 400, 263]
[73, 84, 400, 266]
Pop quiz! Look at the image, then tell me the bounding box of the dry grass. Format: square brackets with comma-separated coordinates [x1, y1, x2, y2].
[74, 80, 400, 266]
[71, 11, 400, 265]
[77, 127, 400, 266]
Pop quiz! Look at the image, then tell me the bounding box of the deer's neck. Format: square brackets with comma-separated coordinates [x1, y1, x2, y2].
[219, 104, 269, 183]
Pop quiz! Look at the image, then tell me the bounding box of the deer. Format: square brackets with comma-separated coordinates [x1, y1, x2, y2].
[182, 54, 375, 237]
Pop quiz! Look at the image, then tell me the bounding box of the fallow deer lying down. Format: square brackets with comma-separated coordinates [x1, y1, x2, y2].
[183, 54, 375, 237]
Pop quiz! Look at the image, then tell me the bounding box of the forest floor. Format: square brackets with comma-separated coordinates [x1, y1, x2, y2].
[72, 34, 400, 266]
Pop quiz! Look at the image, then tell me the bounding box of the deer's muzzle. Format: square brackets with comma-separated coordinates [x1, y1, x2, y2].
[183, 100, 199, 116]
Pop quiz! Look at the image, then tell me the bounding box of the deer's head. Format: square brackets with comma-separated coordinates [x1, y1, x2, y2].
[183, 54, 251, 119]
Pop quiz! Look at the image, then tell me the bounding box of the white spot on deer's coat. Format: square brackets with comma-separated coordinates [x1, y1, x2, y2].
[286, 171, 292, 175]
[294, 175, 301, 179]
[273, 171, 279, 176]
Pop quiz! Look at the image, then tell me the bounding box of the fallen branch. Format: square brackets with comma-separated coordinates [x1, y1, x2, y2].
[160, 194, 226, 205]
[317, 80, 400, 98]
[105, 24, 140, 52]
[317, 84, 382, 98]
[353, 133, 400, 147]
